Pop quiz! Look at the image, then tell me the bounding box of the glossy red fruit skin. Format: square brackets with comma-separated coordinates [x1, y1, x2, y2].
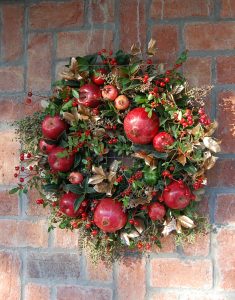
[78, 83, 101, 108]
[42, 115, 67, 140]
[162, 181, 192, 209]
[124, 108, 159, 144]
[39, 139, 56, 154]
[92, 68, 107, 85]
[153, 132, 174, 152]
[94, 198, 127, 232]
[48, 147, 75, 172]
[59, 192, 80, 217]
[68, 172, 84, 184]
[102, 85, 118, 101]
[148, 202, 166, 220]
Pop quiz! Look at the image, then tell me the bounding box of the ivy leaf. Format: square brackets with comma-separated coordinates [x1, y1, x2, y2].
[74, 194, 85, 211]
[9, 187, 20, 194]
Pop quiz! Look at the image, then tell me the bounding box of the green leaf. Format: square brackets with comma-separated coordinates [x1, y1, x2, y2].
[61, 100, 73, 111]
[43, 184, 60, 192]
[134, 95, 147, 104]
[74, 154, 81, 168]
[72, 89, 79, 98]
[65, 184, 84, 194]
[176, 50, 188, 65]
[9, 187, 20, 194]
[129, 63, 140, 75]
[74, 194, 85, 211]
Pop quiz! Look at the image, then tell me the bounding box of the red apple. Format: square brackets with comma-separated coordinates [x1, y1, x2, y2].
[39, 139, 56, 154]
[77, 83, 101, 108]
[48, 147, 75, 172]
[92, 68, 107, 85]
[153, 132, 174, 152]
[148, 202, 166, 221]
[102, 85, 118, 101]
[42, 115, 67, 140]
[68, 172, 84, 184]
[59, 192, 80, 217]
[114, 95, 130, 110]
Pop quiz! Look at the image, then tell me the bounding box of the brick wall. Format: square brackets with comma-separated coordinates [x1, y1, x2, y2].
[0, 1, 235, 299]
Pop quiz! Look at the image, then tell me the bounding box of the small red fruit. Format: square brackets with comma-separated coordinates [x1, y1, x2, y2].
[92, 68, 107, 85]
[114, 95, 130, 110]
[102, 85, 118, 101]
[148, 202, 166, 221]
[68, 172, 84, 184]
[42, 115, 68, 140]
[59, 192, 80, 217]
[48, 147, 75, 172]
[39, 139, 56, 154]
[78, 83, 101, 108]
[124, 108, 160, 144]
[94, 198, 127, 232]
[162, 181, 192, 209]
[153, 132, 174, 152]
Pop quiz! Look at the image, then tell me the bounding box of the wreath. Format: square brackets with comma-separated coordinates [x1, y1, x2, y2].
[11, 40, 220, 262]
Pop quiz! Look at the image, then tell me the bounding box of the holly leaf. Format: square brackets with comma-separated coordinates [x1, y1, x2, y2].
[65, 184, 84, 194]
[74, 194, 85, 211]
[9, 187, 20, 194]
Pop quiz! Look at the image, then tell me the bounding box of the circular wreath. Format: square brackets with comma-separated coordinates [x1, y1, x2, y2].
[11, 41, 220, 262]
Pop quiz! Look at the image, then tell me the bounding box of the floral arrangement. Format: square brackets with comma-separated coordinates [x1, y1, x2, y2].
[11, 40, 220, 262]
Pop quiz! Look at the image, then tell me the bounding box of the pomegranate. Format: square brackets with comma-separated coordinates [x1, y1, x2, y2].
[48, 147, 75, 172]
[162, 181, 192, 209]
[78, 83, 101, 108]
[68, 172, 84, 184]
[124, 108, 159, 144]
[114, 95, 130, 110]
[102, 85, 118, 101]
[39, 139, 56, 154]
[148, 202, 166, 220]
[41, 115, 67, 140]
[92, 68, 107, 85]
[94, 198, 127, 232]
[59, 192, 80, 217]
[153, 132, 174, 152]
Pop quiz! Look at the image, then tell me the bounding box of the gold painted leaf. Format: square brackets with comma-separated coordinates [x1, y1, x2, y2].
[172, 84, 185, 95]
[131, 44, 141, 56]
[91, 165, 106, 177]
[62, 112, 75, 122]
[203, 155, 218, 170]
[203, 137, 221, 153]
[190, 123, 202, 136]
[132, 151, 157, 170]
[147, 38, 157, 56]
[177, 216, 195, 229]
[177, 155, 187, 166]
[204, 121, 218, 137]
[162, 218, 177, 237]
[88, 175, 104, 185]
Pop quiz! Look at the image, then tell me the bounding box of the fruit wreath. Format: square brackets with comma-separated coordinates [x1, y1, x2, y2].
[11, 40, 220, 262]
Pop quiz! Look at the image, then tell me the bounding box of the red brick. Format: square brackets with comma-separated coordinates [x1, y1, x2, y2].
[151, 0, 212, 19]
[117, 257, 146, 300]
[0, 131, 19, 185]
[53, 228, 79, 249]
[185, 23, 235, 50]
[150, 292, 178, 300]
[86, 257, 113, 281]
[0, 220, 48, 248]
[0, 190, 19, 216]
[183, 57, 212, 86]
[26, 189, 50, 217]
[119, 0, 146, 52]
[207, 159, 235, 187]
[0, 251, 21, 300]
[182, 234, 210, 256]
[57, 30, 114, 59]
[90, 0, 114, 23]
[150, 258, 212, 288]
[217, 56, 235, 84]
[216, 228, 235, 290]
[25, 283, 50, 300]
[221, 0, 235, 17]
[215, 194, 235, 225]
[27, 33, 53, 91]
[216, 91, 235, 153]
[2, 4, 24, 61]
[153, 235, 176, 253]
[151, 25, 179, 62]
[57, 286, 112, 300]
[29, 1, 84, 29]
[0, 66, 24, 92]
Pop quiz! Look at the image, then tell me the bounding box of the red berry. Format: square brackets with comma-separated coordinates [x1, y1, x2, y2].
[162, 170, 170, 177]
[19, 178, 24, 183]
[91, 230, 98, 236]
[29, 166, 34, 171]
[137, 242, 143, 249]
[21, 166, 25, 171]
[85, 223, 91, 229]
[15, 166, 19, 171]
[129, 219, 134, 225]
[81, 200, 88, 207]
[14, 173, 18, 178]
[169, 166, 175, 171]
[164, 77, 170, 83]
[27, 153, 31, 158]
[36, 199, 44, 205]
[134, 220, 139, 226]
[52, 202, 57, 207]
[160, 82, 166, 87]
[145, 243, 151, 250]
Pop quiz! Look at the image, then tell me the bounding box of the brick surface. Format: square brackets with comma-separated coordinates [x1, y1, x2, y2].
[119, 0, 146, 52]
[150, 292, 178, 300]
[217, 56, 235, 84]
[221, 0, 235, 17]
[153, 235, 176, 253]
[216, 91, 235, 153]
[0, 220, 48, 248]
[26, 252, 80, 279]
[0, 66, 24, 92]
[185, 23, 235, 50]
[183, 57, 212, 86]
[2, 4, 24, 61]
[207, 159, 235, 187]
[56, 286, 112, 300]
[57, 30, 114, 58]
[29, 1, 84, 29]
[150, 258, 213, 288]
[90, 0, 114, 23]
[182, 234, 210, 256]
[0, 251, 21, 300]
[86, 257, 113, 281]
[0, 131, 19, 185]
[216, 228, 235, 290]
[117, 257, 146, 300]
[27, 33, 53, 91]
[0, 190, 19, 216]
[25, 283, 50, 300]
[26, 189, 50, 217]
[215, 194, 235, 225]
[53, 228, 79, 249]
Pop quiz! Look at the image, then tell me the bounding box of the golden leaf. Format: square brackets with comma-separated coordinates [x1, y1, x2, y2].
[177, 216, 195, 229]
[190, 123, 202, 136]
[88, 175, 104, 185]
[132, 151, 157, 170]
[121, 231, 140, 246]
[147, 38, 157, 56]
[176, 221, 182, 233]
[204, 121, 218, 137]
[60, 57, 83, 81]
[192, 188, 206, 202]
[130, 44, 141, 56]
[203, 137, 221, 153]
[172, 84, 185, 95]
[91, 165, 106, 177]
[177, 154, 187, 166]
[162, 218, 177, 237]
[203, 152, 218, 170]
[62, 112, 76, 123]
